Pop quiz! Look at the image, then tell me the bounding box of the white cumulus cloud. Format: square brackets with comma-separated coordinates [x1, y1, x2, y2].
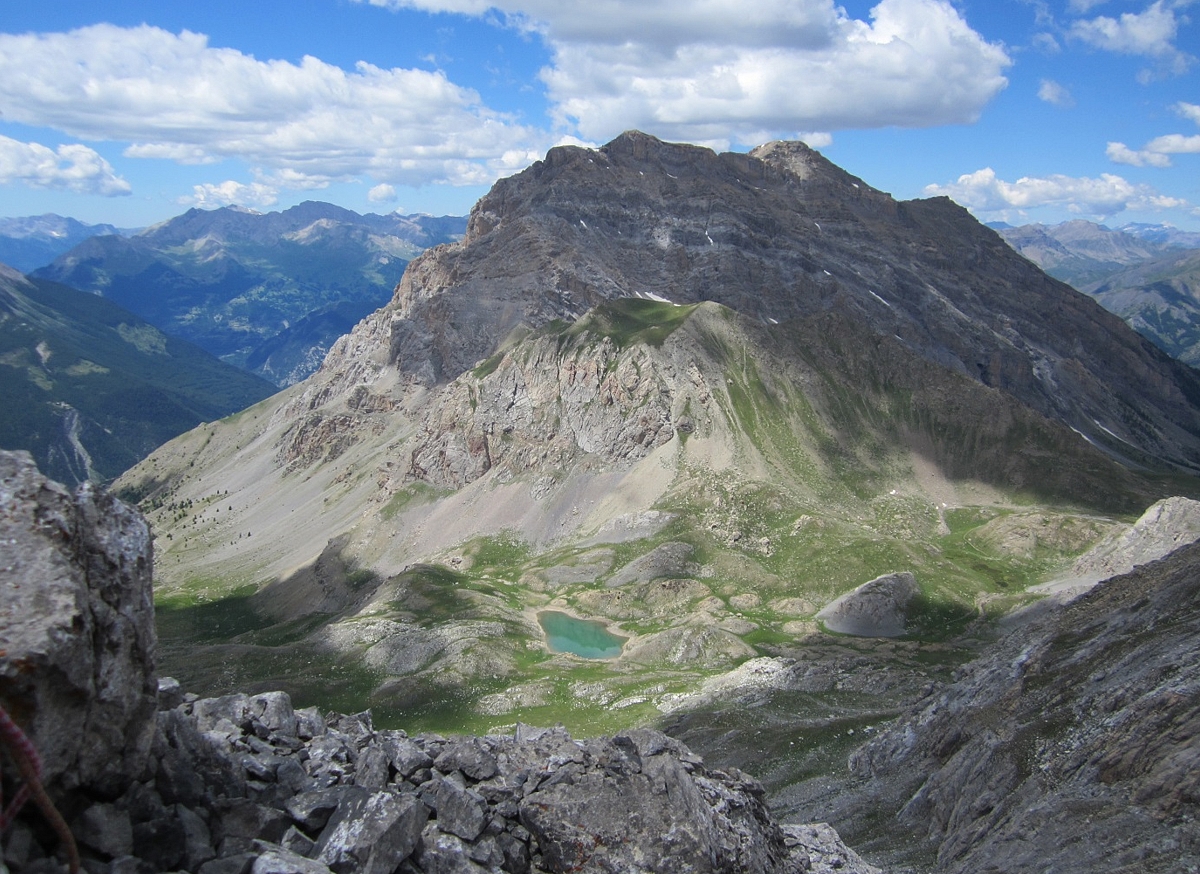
[180, 180, 279, 209]
[1037, 79, 1075, 107]
[1144, 133, 1200, 154]
[1107, 141, 1173, 167]
[1069, 0, 1194, 75]
[0, 135, 131, 196]
[925, 167, 1187, 218]
[799, 132, 834, 148]
[1107, 99, 1200, 168]
[0, 24, 544, 190]
[1178, 102, 1200, 125]
[359, 0, 1011, 146]
[368, 183, 398, 203]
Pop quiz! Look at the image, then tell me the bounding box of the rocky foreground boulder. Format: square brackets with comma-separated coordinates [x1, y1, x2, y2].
[0, 450, 158, 799]
[6, 685, 878, 874]
[0, 450, 878, 874]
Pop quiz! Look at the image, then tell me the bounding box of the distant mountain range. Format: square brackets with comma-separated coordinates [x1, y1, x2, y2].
[0, 262, 275, 486]
[21, 203, 466, 385]
[1115, 221, 1200, 248]
[995, 219, 1200, 366]
[0, 213, 138, 273]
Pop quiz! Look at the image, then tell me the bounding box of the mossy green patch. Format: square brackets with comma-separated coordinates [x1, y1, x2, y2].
[380, 481, 443, 520]
[743, 627, 796, 650]
[155, 584, 274, 643]
[565, 298, 699, 350]
[471, 351, 504, 379]
[346, 568, 379, 591]
[902, 592, 978, 641]
[159, 640, 388, 718]
[467, 532, 533, 581]
[389, 564, 492, 626]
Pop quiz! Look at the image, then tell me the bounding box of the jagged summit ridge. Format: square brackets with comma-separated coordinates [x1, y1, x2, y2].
[325, 130, 1200, 474]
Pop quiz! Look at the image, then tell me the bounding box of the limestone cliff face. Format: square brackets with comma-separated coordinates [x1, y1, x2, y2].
[401, 304, 724, 490]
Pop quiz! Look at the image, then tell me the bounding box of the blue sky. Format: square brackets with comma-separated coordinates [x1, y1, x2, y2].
[1, 0, 1197, 230]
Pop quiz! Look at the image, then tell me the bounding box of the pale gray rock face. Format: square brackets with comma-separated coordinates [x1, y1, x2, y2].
[783, 824, 882, 874]
[314, 790, 427, 874]
[1069, 494, 1200, 581]
[841, 540, 1200, 873]
[0, 449, 157, 797]
[607, 541, 699, 588]
[815, 572, 919, 638]
[1028, 495, 1200, 602]
[518, 728, 791, 874]
[252, 843, 336, 874]
[401, 332, 679, 491]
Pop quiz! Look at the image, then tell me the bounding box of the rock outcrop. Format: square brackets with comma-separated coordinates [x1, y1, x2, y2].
[1028, 495, 1200, 601]
[0, 450, 157, 798]
[1065, 494, 1200, 582]
[0, 452, 878, 874]
[401, 321, 683, 490]
[839, 538, 1200, 872]
[6, 684, 883, 874]
[815, 573, 919, 638]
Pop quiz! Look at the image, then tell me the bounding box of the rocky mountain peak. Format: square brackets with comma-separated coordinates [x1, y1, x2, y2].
[748, 139, 821, 181]
[339, 131, 1200, 474]
[113, 134, 1200, 811]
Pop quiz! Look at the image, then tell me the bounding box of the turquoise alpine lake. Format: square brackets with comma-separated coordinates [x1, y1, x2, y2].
[538, 610, 627, 659]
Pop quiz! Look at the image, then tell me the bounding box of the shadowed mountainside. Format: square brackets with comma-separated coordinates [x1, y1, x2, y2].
[0, 263, 275, 486]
